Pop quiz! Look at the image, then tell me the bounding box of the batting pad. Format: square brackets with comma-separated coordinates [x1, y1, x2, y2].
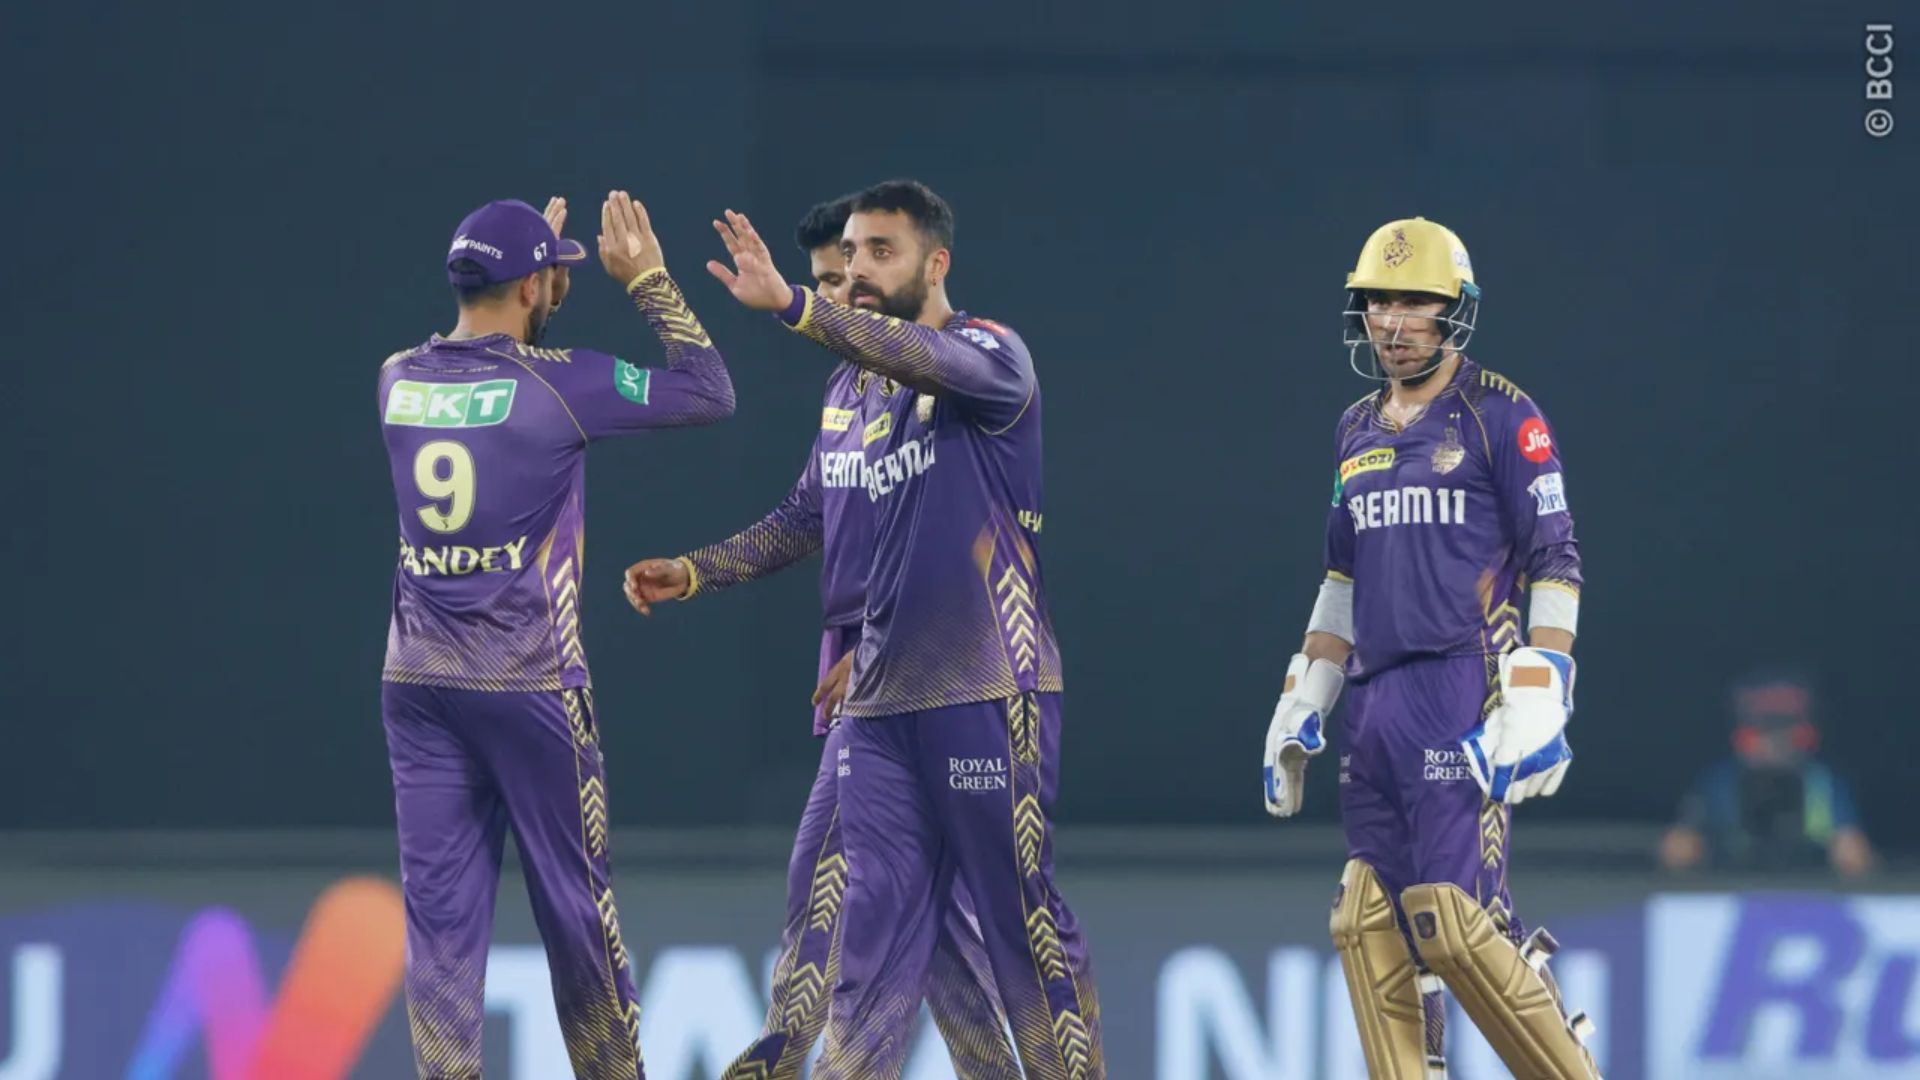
[1402, 882, 1600, 1080]
[1329, 860, 1445, 1079]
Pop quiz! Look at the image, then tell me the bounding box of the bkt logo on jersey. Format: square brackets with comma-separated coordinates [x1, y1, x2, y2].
[386, 379, 517, 428]
[1347, 486, 1468, 532]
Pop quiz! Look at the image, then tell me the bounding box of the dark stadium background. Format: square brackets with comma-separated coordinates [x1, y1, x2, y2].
[5, 6, 1917, 1078]
[2, 2, 1912, 843]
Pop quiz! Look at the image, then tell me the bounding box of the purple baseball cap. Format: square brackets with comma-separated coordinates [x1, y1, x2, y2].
[446, 199, 588, 287]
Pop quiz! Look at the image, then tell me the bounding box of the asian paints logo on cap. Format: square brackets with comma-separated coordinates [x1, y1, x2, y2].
[450, 234, 506, 261]
[1518, 417, 1554, 463]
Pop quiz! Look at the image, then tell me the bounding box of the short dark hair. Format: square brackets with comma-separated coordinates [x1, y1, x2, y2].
[449, 259, 516, 306]
[849, 179, 955, 251]
[795, 196, 855, 253]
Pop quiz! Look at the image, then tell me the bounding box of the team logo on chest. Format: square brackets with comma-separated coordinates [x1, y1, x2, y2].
[916, 394, 936, 424]
[857, 370, 900, 399]
[1431, 418, 1465, 475]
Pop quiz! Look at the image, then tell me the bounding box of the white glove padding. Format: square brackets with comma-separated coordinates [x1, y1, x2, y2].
[1263, 653, 1345, 817]
[1463, 647, 1576, 805]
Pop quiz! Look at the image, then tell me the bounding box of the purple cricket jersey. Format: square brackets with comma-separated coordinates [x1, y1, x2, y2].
[780, 292, 1064, 719]
[379, 270, 733, 693]
[1325, 357, 1581, 681]
[682, 361, 891, 630]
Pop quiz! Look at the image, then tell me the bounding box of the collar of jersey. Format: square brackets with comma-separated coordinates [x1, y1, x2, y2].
[429, 332, 515, 349]
[1368, 354, 1476, 429]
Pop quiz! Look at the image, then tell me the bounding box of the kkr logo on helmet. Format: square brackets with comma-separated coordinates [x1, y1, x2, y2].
[1382, 228, 1414, 267]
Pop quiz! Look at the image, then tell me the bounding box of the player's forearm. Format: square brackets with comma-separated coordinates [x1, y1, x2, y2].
[1302, 631, 1353, 668]
[628, 269, 736, 421]
[1301, 572, 1354, 665]
[779, 289, 1026, 406]
[681, 511, 824, 593]
[1528, 626, 1575, 653]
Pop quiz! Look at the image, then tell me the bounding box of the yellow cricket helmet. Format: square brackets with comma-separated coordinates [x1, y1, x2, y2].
[1343, 217, 1481, 381]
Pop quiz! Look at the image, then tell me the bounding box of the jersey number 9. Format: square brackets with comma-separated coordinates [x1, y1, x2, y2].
[414, 441, 475, 534]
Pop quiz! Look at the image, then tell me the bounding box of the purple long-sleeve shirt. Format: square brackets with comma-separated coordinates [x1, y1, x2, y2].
[680, 362, 888, 629]
[1325, 357, 1580, 681]
[380, 269, 733, 692]
[780, 292, 1063, 718]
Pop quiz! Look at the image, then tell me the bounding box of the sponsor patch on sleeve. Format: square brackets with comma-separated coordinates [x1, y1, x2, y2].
[957, 326, 1002, 351]
[1529, 471, 1568, 516]
[1517, 416, 1554, 463]
[614, 358, 651, 405]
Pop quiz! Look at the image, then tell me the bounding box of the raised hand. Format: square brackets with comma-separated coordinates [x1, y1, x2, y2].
[706, 209, 794, 312]
[542, 197, 573, 314]
[599, 191, 666, 284]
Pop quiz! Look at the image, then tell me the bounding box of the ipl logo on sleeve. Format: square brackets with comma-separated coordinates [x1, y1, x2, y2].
[958, 327, 1002, 351]
[1529, 472, 1568, 516]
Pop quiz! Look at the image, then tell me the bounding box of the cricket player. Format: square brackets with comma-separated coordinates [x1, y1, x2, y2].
[621, 196, 1020, 1080]
[705, 179, 1103, 1080]
[1262, 218, 1596, 1078]
[379, 193, 733, 1079]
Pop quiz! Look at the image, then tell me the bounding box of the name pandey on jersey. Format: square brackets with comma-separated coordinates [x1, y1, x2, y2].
[397, 535, 531, 577]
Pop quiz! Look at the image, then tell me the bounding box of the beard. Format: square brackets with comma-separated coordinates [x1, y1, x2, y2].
[849, 273, 930, 322]
[523, 270, 555, 345]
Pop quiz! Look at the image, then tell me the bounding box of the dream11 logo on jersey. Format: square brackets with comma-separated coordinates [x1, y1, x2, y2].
[0, 878, 404, 1080]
